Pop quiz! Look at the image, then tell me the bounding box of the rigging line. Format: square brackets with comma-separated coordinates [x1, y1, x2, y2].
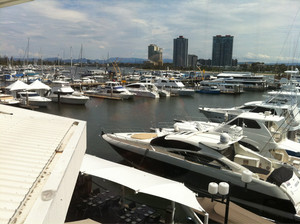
[276, 6, 300, 64]
[291, 28, 300, 65]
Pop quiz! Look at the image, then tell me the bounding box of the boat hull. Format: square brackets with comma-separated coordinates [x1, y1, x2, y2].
[103, 134, 300, 223]
[49, 94, 89, 105]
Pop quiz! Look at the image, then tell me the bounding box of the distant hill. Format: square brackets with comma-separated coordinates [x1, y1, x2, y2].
[43, 57, 173, 64]
[11, 56, 172, 64]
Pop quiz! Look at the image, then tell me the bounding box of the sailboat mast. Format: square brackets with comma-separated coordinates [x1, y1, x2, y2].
[27, 37, 29, 67]
[80, 44, 83, 68]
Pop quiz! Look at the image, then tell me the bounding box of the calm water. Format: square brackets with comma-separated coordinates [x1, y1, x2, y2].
[36, 91, 265, 162]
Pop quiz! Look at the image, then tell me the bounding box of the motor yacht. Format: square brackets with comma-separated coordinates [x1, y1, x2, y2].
[198, 79, 243, 94]
[17, 91, 52, 107]
[195, 84, 221, 94]
[0, 93, 20, 106]
[160, 111, 300, 159]
[199, 94, 300, 134]
[216, 72, 267, 91]
[155, 78, 194, 96]
[85, 81, 135, 100]
[125, 82, 160, 98]
[102, 128, 300, 222]
[48, 80, 89, 105]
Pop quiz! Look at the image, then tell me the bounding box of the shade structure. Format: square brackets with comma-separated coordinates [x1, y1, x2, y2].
[80, 154, 205, 213]
[5, 80, 30, 91]
[29, 80, 51, 90]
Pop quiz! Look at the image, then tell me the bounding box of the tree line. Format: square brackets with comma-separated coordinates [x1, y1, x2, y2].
[0, 55, 298, 75]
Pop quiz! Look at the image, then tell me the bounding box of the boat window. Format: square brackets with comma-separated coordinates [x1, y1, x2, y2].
[127, 84, 140, 88]
[229, 118, 261, 129]
[150, 136, 201, 151]
[240, 106, 255, 110]
[238, 141, 260, 152]
[220, 144, 235, 160]
[250, 107, 276, 115]
[265, 121, 282, 142]
[171, 151, 231, 170]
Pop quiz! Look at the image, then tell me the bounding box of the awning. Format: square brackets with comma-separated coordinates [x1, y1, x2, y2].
[29, 80, 51, 90]
[80, 154, 205, 213]
[5, 80, 30, 91]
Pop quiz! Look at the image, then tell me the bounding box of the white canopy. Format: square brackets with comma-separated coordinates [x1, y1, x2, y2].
[80, 154, 205, 213]
[29, 80, 51, 90]
[5, 80, 30, 91]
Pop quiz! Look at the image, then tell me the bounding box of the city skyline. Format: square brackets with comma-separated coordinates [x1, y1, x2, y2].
[0, 0, 300, 64]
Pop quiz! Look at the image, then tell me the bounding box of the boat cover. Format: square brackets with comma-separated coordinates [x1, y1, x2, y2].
[80, 154, 205, 212]
[267, 166, 293, 186]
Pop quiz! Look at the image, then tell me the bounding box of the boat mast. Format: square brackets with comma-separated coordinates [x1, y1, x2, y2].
[70, 46, 73, 79]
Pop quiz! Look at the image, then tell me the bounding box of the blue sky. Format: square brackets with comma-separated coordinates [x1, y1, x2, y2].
[0, 0, 300, 63]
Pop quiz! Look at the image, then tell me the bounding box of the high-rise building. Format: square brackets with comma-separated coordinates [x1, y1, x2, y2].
[212, 35, 234, 66]
[148, 44, 163, 66]
[188, 54, 198, 68]
[173, 36, 188, 67]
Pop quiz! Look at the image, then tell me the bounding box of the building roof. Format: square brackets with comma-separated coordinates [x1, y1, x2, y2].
[0, 104, 86, 224]
[0, 0, 33, 8]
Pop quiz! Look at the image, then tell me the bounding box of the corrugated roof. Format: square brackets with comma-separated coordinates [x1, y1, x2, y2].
[0, 105, 80, 223]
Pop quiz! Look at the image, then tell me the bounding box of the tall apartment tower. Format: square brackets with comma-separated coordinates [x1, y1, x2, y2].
[212, 35, 234, 66]
[173, 36, 188, 67]
[148, 44, 163, 65]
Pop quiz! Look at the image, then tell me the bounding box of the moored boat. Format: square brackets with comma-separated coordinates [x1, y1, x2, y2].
[48, 80, 89, 105]
[102, 128, 300, 222]
[125, 82, 160, 98]
[84, 81, 135, 100]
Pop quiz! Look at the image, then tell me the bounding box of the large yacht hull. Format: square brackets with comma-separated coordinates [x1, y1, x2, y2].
[103, 134, 300, 223]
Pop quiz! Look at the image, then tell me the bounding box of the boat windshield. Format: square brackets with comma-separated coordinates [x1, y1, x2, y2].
[250, 107, 276, 115]
[150, 136, 200, 151]
[228, 118, 261, 129]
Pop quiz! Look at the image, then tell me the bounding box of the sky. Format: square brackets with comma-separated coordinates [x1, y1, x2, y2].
[0, 0, 300, 63]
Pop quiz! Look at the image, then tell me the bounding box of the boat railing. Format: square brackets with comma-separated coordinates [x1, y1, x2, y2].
[101, 127, 151, 134]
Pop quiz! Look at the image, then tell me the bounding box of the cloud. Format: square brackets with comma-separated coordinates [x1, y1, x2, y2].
[30, 0, 88, 23]
[0, 0, 300, 62]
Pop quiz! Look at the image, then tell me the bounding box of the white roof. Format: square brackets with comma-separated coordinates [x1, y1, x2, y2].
[0, 104, 86, 224]
[29, 80, 51, 90]
[5, 80, 30, 91]
[237, 111, 283, 122]
[80, 154, 205, 213]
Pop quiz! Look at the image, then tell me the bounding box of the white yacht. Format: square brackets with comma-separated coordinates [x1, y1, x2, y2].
[198, 79, 243, 94]
[199, 94, 300, 133]
[0, 93, 20, 105]
[125, 82, 160, 98]
[17, 91, 52, 107]
[85, 81, 135, 100]
[48, 80, 89, 105]
[155, 78, 194, 96]
[161, 111, 300, 159]
[216, 72, 267, 91]
[102, 128, 300, 222]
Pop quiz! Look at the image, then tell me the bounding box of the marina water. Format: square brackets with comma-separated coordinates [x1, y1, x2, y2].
[36, 91, 265, 162]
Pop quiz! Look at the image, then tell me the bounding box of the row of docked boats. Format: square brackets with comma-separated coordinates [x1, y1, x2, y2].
[1, 77, 196, 108]
[1, 80, 90, 107]
[101, 86, 300, 223]
[83, 78, 195, 99]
